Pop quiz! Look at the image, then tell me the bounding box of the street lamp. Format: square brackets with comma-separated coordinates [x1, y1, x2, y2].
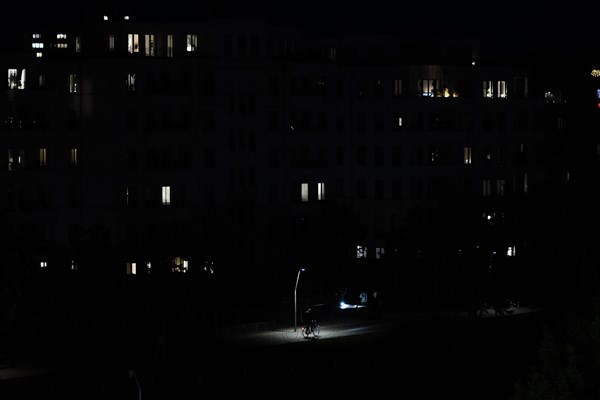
[294, 267, 305, 332]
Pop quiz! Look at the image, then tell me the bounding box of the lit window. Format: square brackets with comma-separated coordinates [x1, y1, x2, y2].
[144, 34, 155, 56]
[75, 36, 81, 53]
[56, 34, 67, 39]
[356, 245, 367, 259]
[167, 34, 174, 57]
[482, 179, 492, 197]
[463, 146, 472, 164]
[326, 47, 336, 61]
[7, 149, 13, 171]
[124, 15, 130, 20]
[126, 73, 136, 91]
[317, 182, 326, 200]
[109, 34, 115, 51]
[32, 42, 44, 48]
[71, 260, 78, 270]
[483, 81, 494, 98]
[375, 247, 385, 259]
[38, 74, 46, 88]
[36, 52, 42, 58]
[301, 183, 308, 202]
[393, 79, 402, 97]
[398, 117, 403, 127]
[172, 257, 189, 273]
[128, 34, 139, 53]
[56, 43, 68, 49]
[103, 15, 108, 21]
[496, 179, 505, 196]
[507, 246, 516, 257]
[8, 68, 26, 90]
[69, 73, 78, 93]
[497, 81, 507, 98]
[186, 34, 198, 52]
[39, 148, 47, 167]
[69, 148, 78, 167]
[162, 186, 171, 205]
[32, 33, 41, 39]
[420, 79, 440, 97]
[126, 262, 137, 275]
[40, 261, 47, 268]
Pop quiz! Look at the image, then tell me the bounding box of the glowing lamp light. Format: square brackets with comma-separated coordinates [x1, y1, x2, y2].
[103, 15, 108, 21]
[591, 69, 600, 78]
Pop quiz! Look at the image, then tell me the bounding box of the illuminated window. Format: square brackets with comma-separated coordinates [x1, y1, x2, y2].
[483, 81, 494, 98]
[126, 262, 137, 275]
[496, 179, 505, 196]
[8, 68, 26, 89]
[103, 15, 108, 21]
[36, 52, 42, 58]
[507, 246, 516, 257]
[69, 148, 78, 167]
[482, 179, 492, 197]
[40, 261, 47, 268]
[38, 74, 46, 88]
[463, 146, 472, 164]
[71, 260, 77, 270]
[375, 247, 385, 259]
[126, 73, 136, 91]
[144, 34, 155, 56]
[420, 79, 440, 97]
[124, 16, 130, 20]
[69, 73, 78, 93]
[57, 34, 67, 39]
[39, 148, 47, 167]
[56, 43, 68, 49]
[497, 81, 507, 98]
[128, 34, 139, 53]
[167, 34, 173, 57]
[393, 79, 402, 97]
[75, 36, 81, 53]
[172, 257, 188, 273]
[356, 245, 367, 259]
[161, 186, 171, 205]
[317, 182, 326, 200]
[7, 149, 13, 171]
[186, 34, 198, 52]
[32, 42, 44, 48]
[109, 34, 115, 51]
[32, 33, 41, 39]
[301, 183, 308, 202]
[326, 47, 336, 61]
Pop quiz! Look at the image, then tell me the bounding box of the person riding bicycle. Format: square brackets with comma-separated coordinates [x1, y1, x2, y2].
[303, 307, 315, 332]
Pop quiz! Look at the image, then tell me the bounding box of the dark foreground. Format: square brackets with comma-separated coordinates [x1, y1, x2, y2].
[0, 309, 544, 400]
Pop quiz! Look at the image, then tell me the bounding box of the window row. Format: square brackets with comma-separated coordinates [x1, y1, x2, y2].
[7, 148, 77, 170]
[295, 175, 528, 202]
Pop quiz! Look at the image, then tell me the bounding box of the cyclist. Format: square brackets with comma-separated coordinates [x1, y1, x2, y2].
[303, 307, 316, 334]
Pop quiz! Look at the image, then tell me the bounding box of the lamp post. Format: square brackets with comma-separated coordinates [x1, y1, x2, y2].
[294, 268, 305, 332]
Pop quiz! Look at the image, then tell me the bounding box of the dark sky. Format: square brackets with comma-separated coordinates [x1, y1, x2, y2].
[2, 1, 599, 52]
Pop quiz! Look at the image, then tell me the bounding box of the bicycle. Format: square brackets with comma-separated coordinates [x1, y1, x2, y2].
[302, 319, 320, 338]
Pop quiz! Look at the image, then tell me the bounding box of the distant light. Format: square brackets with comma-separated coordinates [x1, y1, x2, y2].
[124, 16, 129, 20]
[472, 60, 476, 66]
[592, 69, 600, 78]
[487, 215, 492, 220]
[300, 268, 305, 272]
[103, 15, 108, 20]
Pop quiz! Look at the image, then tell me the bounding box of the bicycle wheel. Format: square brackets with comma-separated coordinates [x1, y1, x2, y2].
[313, 324, 320, 337]
[302, 326, 310, 338]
